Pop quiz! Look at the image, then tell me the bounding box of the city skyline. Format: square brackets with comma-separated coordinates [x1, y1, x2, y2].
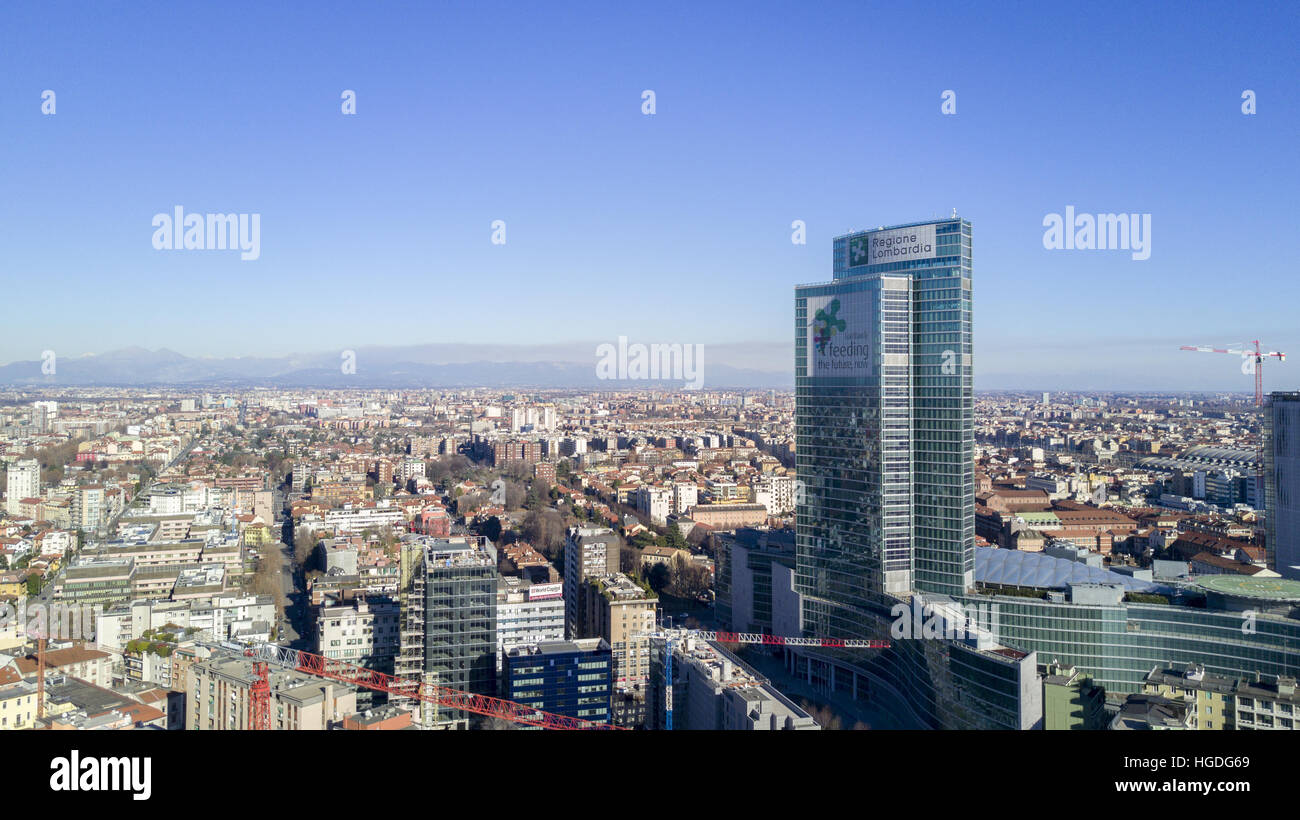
[6, 0, 1300, 771]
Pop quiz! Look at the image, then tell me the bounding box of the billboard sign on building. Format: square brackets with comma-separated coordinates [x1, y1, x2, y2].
[806, 291, 873, 379]
[528, 582, 564, 601]
[849, 224, 937, 267]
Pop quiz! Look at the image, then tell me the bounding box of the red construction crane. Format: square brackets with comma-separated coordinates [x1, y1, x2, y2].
[36, 636, 46, 721]
[227, 641, 625, 730]
[637, 627, 891, 730]
[248, 660, 272, 731]
[223, 629, 891, 731]
[1181, 341, 1286, 406]
[700, 630, 889, 649]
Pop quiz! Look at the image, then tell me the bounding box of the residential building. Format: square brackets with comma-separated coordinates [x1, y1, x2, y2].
[583, 573, 657, 727]
[5, 460, 39, 517]
[187, 655, 357, 730]
[563, 526, 620, 640]
[1042, 662, 1107, 730]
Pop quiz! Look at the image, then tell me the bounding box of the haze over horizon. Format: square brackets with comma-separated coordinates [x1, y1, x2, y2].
[0, 339, 1283, 393]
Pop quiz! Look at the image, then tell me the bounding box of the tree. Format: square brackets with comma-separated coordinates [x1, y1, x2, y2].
[647, 562, 671, 593]
[26, 575, 42, 596]
[293, 530, 319, 568]
[481, 516, 503, 543]
[523, 485, 542, 512]
[663, 524, 687, 551]
[249, 556, 289, 619]
[620, 545, 640, 575]
[522, 509, 566, 555]
[458, 492, 486, 517]
[504, 480, 526, 511]
[673, 561, 712, 599]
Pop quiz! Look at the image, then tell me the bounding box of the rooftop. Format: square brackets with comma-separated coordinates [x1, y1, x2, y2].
[1195, 574, 1300, 602]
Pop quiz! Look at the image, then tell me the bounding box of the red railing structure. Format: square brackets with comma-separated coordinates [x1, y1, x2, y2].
[226, 641, 626, 731]
[703, 631, 890, 649]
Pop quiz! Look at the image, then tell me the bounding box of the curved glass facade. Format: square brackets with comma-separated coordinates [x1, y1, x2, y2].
[962, 594, 1300, 694]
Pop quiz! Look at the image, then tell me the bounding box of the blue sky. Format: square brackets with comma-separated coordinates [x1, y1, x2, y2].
[1, 0, 1297, 390]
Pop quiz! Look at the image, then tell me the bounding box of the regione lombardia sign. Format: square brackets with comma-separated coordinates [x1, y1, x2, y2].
[848, 224, 937, 267]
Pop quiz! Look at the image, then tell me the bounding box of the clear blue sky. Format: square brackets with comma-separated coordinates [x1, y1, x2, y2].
[2, 0, 1297, 390]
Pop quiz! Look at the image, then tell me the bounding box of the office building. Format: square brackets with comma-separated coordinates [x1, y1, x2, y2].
[502, 638, 612, 725]
[496, 576, 565, 671]
[648, 631, 819, 730]
[1265, 392, 1300, 579]
[714, 527, 800, 637]
[395, 535, 498, 728]
[790, 218, 1043, 730]
[795, 217, 973, 602]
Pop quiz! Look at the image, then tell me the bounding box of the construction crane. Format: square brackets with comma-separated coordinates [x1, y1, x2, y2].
[703, 631, 889, 649]
[248, 659, 272, 731]
[216, 641, 626, 730]
[643, 625, 891, 730]
[1181, 341, 1287, 407]
[36, 636, 46, 721]
[215, 628, 891, 731]
[1181, 340, 1286, 514]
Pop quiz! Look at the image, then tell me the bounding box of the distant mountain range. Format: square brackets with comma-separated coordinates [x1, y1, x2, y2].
[0, 345, 794, 389]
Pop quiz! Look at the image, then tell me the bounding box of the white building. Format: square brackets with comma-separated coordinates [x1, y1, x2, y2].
[5, 459, 40, 516]
[307, 501, 405, 536]
[496, 577, 565, 670]
[316, 597, 399, 667]
[671, 482, 699, 516]
[73, 485, 105, 532]
[637, 486, 672, 526]
[753, 474, 795, 516]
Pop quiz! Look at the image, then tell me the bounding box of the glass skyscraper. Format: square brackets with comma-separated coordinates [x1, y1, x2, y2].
[789, 219, 1300, 728]
[1265, 391, 1300, 579]
[795, 217, 973, 619]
